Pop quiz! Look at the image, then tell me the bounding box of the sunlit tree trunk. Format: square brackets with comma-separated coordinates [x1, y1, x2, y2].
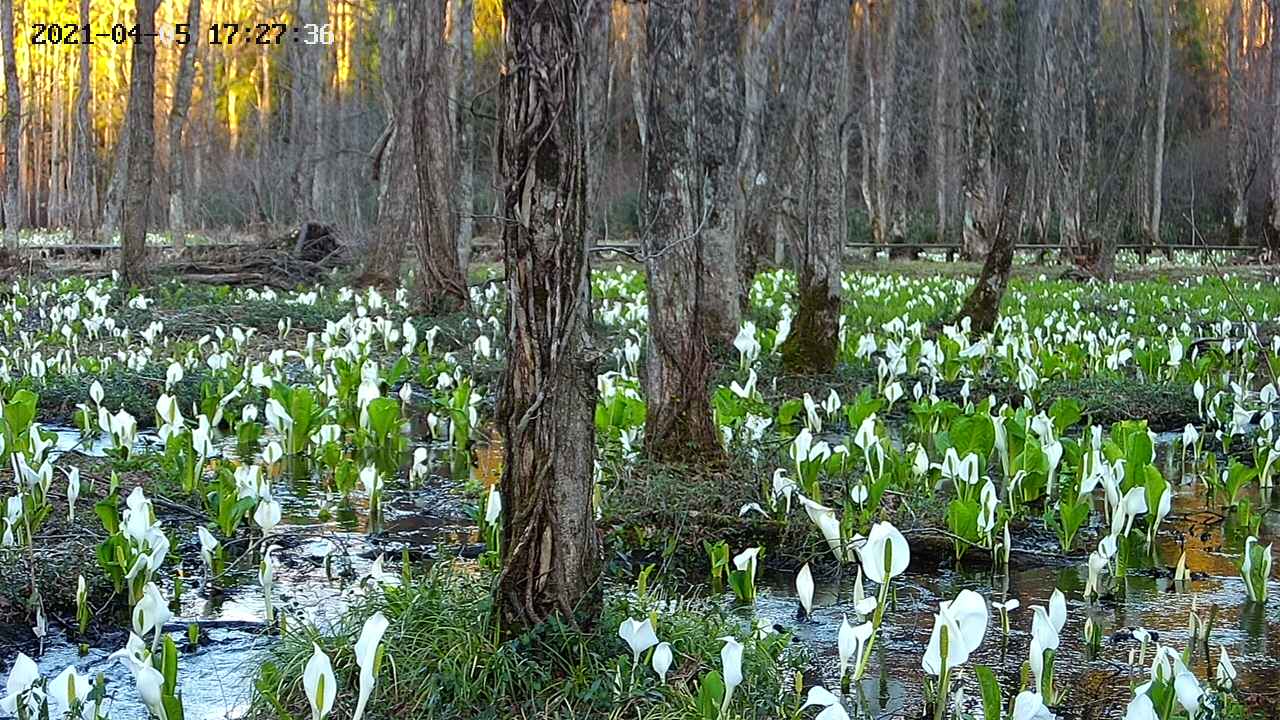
[120, 0, 157, 286]
[642, 0, 724, 461]
[167, 0, 201, 250]
[496, 0, 601, 632]
[71, 0, 96, 244]
[780, 0, 847, 374]
[1, 0, 21, 255]
[411, 1, 469, 313]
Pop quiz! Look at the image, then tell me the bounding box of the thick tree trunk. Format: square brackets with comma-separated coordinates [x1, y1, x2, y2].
[496, 0, 601, 632]
[695, 0, 743, 346]
[120, 0, 157, 286]
[167, 0, 202, 249]
[411, 1, 469, 313]
[780, 0, 847, 374]
[1, 0, 21, 254]
[71, 0, 96, 244]
[642, 0, 724, 462]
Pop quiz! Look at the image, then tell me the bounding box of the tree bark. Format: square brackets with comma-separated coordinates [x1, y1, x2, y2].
[361, 0, 417, 289]
[167, 0, 202, 249]
[496, 0, 601, 632]
[930, 0, 950, 246]
[957, 191, 1013, 334]
[694, 0, 743, 346]
[1147, 0, 1170, 248]
[780, 0, 847, 374]
[71, 0, 96, 244]
[120, 0, 157, 286]
[411, 1, 469, 313]
[583, 0, 612, 247]
[452, 0, 477, 268]
[642, 0, 724, 462]
[735, 0, 788, 311]
[1268, 0, 1280, 250]
[1, 0, 21, 255]
[1226, 0, 1247, 243]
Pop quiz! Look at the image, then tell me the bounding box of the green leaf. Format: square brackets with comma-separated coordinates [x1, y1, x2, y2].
[696, 670, 726, 720]
[974, 665, 1002, 720]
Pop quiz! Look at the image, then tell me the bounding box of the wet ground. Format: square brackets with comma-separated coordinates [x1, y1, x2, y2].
[6, 429, 478, 720]
[4, 430, 1278, 720]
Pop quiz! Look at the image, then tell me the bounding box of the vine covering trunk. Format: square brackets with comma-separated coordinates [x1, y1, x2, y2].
[495, 0, 602, 633]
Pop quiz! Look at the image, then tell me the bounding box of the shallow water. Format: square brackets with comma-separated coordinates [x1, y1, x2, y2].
[10, 429, 477, 720]
[750, 473, 1280, 718]
[9, 429, 1280, 720]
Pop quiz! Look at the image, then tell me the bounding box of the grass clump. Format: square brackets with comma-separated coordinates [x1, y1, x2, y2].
[251, 564, 805, 720]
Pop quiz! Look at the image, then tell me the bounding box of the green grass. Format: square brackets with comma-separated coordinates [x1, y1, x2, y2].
[251, 564, 805, 720]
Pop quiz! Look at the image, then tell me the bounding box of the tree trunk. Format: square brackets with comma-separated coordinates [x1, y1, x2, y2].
[583, 0, 611, 247]
[642, 0, 724, 462]
[1, 0, 21, 255]
[411, 1, 469, 313]
[71, 0, 96, 244]
[452, 0, 477, 268]
[735, 0, 788, 311]
[1148, 0, 1170, 248]
[1268, 0, 1280, 251]
[167, 0, 202, 250]
[120, 0, 157, 286]
[957, 191, 1013, 334]
[496, 0, 601, 632]
[1226, 0, 1247, 242]
[361, 0, 417, 289]
[290, 0, 320, 222]
[694, 0, 743, 346]
[930, 0, 950, 246]
[780, 0, 847, 374]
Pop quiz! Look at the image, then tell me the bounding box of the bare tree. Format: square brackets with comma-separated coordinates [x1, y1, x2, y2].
[361, 0, 418, 289]
[1269, 0, 1280, 249]
[411, 1, 469, 312]
[780, 0, 847, 373]
[694, 0, 743, 345]
[451, 0, 477, 267]
[167, 0, 202, 249]
[496, 0, 601, 631]
[957, 190, 1013, 333]
[735, 0, 788, 309]
[1226, 0, 1247, 242]
[1147, 0, 1171, 248]
[1, 0, 20, 255]
[642, 0, 724, 461]
[71, 0, 96, 244]
[120, 0, 158, 286]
